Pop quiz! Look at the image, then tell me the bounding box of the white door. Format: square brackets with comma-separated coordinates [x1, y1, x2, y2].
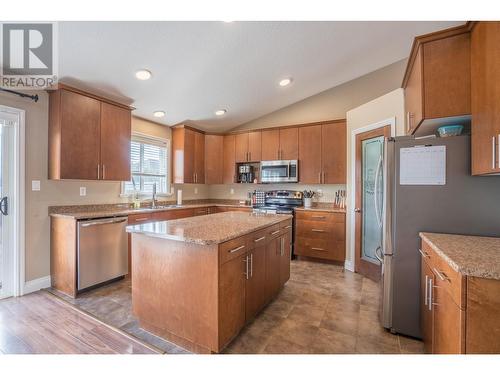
[0, 108, 18, 299]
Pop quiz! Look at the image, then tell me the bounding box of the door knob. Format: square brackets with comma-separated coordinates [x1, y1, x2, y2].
[354, 208, 361, 213]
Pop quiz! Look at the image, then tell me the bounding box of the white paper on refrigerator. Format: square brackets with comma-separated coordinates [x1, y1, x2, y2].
[399, 145, 446, 185]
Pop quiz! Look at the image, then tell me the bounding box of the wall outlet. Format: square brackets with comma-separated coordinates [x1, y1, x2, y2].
[79, 187, 87, 196]
[317, 189, 323, 197]
[194, 187, 198, 194]
[31, 180, 41, 191]
[230, 188, 235, 195]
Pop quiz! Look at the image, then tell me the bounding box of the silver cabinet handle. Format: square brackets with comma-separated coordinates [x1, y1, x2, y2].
[271, 230, 280, 235]
[493, 136, 496, 170]
[134, 217, 149, 222]
[311, 247, 326, 251]
[406, 112, 410, 133]
[250, 253, 253, 278]
[418, 249, 429, 258]
[318, 171, 322, 183]
[97, 164, 100, 180]
[81, 218, 127, 227]
[424, 275, 429, 306]
[254, 236, 266, 243]
[102, 164, 106, 179]
[311, 229, 325, 232]
[284, 225, 292, 229]
[229, 245, 245, 253]
[312, 216, 326, 219]
[433, 268, 450, 282]
[428, 277, 433, 311]
[243, 255, 249, 280]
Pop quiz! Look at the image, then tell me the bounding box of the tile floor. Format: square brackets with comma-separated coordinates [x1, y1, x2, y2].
[50, 260, 423, 354]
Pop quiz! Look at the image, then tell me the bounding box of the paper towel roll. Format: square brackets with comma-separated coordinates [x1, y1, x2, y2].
[177, 189, 183, 205]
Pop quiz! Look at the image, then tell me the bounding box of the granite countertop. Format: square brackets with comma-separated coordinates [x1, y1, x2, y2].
[49, 199, 252, 219]
[126, 211, 293, 245]
[295, 202, 346, 213]
[419, 232, 500, 280]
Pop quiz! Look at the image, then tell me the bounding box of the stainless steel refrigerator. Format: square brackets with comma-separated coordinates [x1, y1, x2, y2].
[380, 135, 500, 338]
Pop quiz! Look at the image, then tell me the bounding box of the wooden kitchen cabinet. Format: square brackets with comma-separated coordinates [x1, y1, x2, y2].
[172, 126, 205, 183]
[48, 85, 132, 181]
[294, 210, 346, 262]
[261, 129, 280, 160]
[403, 24, 471, 135]
[245, 229, 268, 322]
[234, 131, 262, 163]
[298, 125, 322, 183]
[204, 135, 223, 184]
[235, 133, 249, 163]
[222, 135, 236, 183]
[261, 128, 298, 160]
[420, 258, 434, 354]
[279, 227, 292, 287]
[471, 21, 500, 175]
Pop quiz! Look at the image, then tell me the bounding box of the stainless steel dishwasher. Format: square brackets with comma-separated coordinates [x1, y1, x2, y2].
[77, 216, 128, 291]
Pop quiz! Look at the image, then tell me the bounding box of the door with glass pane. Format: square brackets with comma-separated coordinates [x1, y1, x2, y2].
[0, 109, 17, 299]
[355, 126, 391, 281]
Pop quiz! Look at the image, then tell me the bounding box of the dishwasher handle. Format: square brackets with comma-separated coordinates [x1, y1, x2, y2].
[80, 217, 128, 227]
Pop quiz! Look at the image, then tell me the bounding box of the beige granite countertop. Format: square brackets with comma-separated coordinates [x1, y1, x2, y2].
[295, 202, 346, 213]
[126, 211, 292, 245]
[419, 232, 500, 280]
[49, 199, 252, 219]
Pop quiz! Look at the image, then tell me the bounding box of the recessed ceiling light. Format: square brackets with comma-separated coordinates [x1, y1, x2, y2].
[215, 109, 227, 116]
[153, 111, 166, 118]
[135, 69, 152, 80]
[279, 77, 293, 87]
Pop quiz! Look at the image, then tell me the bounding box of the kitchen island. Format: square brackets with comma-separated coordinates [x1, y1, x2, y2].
[127, 211, 293, 353]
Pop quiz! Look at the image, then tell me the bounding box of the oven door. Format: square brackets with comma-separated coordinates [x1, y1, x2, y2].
[260, 160, 298, 183]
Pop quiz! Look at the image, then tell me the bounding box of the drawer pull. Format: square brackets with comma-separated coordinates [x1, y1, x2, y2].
[135, 217, 149, 222]
[433, 268, 450, 282]
[254, 236, 266, 243]
[270, 230, 280, 235]
[311, 229, 325, 232]
[311, 247, 326, 251]
[311, 216, 326, 219]
[229, 245, 245, 253]
[284, 225, 292, 229]
[418, 249, 429, 258]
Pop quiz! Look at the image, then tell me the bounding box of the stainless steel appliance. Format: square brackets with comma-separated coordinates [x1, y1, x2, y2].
[77, 216, 129, 291]
[238, 164, 254, 183]
[380, 135, 500, 338]
[253, 190, 303, 257]
[260, 160, 298, 183]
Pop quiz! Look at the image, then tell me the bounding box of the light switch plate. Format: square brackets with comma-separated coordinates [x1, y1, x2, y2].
[230, 188, 235, 195]
[194, 187, 198, 194]
[31, 180, 41, 191]
[80, 187, 87, 196]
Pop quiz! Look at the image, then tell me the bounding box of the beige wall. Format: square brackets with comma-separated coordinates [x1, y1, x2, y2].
[233, 59, 406, 131]
[344, 88, 405, 269]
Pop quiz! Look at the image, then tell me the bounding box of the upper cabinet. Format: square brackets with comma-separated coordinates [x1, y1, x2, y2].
[205, 134, 224, 184]
[471, 22, 500, 175]
[234, 131, 262, 163]
[402, 24, 471, 135]
[223, 134, 236, 184]
[48, 85, 132, 181]
[172, 126, 205, 184]
[261, 128, 298, 161]
[298, 121, 346, 184]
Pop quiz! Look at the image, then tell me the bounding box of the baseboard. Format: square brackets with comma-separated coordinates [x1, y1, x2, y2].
[344, 260, 354, 272]
[23, 275, 51, 295]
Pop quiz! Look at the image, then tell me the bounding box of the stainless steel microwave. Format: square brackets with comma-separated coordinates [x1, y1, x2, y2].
[260, 160, 298, 183]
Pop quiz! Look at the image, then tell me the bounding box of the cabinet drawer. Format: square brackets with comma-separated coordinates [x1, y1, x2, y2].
[219, 236, 248, 265]
[267, 224, 281, 239]
[247, 228, 269, 249]
[295, 220, 333, 237]
[193, 207, 210, 216]
[279, 219, 293, 230]
[128, 213, 154, 225]
[295, 210, 344, 223]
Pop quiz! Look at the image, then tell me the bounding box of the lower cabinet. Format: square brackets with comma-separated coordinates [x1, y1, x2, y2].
[245, 229, 269, 322]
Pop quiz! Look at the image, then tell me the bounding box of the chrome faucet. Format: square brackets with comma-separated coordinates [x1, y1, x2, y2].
[152, 183, 157, 208]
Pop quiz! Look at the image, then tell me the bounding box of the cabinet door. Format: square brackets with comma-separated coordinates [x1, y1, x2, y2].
[261, 129, 280, 160]
[245, 242, 267, 322]
[223, 135, 236, 183]
[298, 125, 322, 183]
[235, 133, 249, 163]
[404, 46, 424, 134]
[279, 231, 291, 287]
[219, 253, 246, 348]
[100, 102, 131, 181]
[433, 277, 465, 354]
[266, 236, 281, 299]
[205, 135, 223, 184]
[471, 22, 500, 175]
[420, 259, 434, 354]
[248, 131, 261, 162]
[279, 128, 298, 160]
[321, 122, 346, 184]
[59, 90, 101, 179]
[194, 131, 205, 183]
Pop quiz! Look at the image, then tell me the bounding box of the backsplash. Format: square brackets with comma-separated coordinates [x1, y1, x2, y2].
[208, 183, 346, 203]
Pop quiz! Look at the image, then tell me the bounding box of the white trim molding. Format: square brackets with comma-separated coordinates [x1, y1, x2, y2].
[348, 117, 396, 272]
[23, 276, 51, 295]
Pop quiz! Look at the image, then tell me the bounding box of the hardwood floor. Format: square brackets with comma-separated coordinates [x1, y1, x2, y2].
[50, 260, 423, 354]
[0, 291, 160, 354]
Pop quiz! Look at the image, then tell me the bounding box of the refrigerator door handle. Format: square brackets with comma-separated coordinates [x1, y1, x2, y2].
[374, 154, 383, 229]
